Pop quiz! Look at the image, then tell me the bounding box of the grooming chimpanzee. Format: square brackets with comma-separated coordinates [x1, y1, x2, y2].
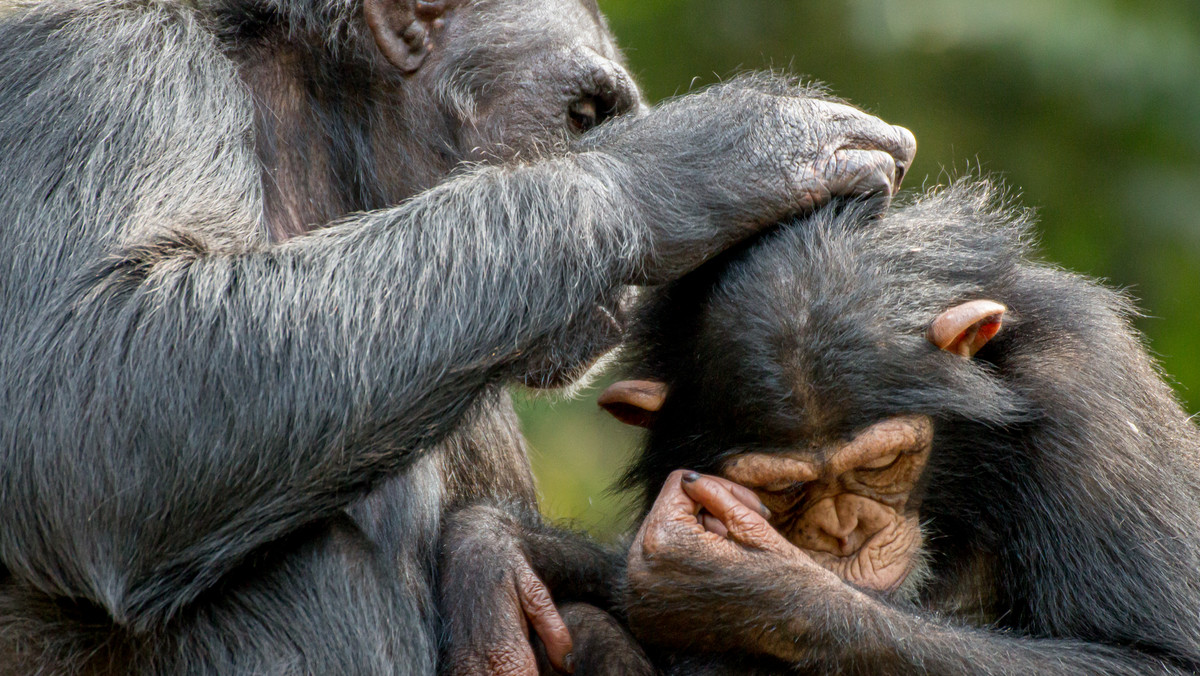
[0, 0, 917, 672]
[589, 181, 1200, 674]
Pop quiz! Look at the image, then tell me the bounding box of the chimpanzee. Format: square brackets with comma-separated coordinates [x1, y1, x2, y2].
[586, 181, 1200, 674]
[0, 0, 917, 672]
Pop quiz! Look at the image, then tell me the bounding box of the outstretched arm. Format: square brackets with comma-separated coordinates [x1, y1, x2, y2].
[625, 472, 1192, 676]
[1, 76, 913, 631]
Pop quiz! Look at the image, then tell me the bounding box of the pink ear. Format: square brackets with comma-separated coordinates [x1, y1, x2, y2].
[928, 300, 1006, 358]
[598, 380, 668, 428]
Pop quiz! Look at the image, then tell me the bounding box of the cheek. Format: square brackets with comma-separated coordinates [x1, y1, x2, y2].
[777, 494, 922, 593]
[458, 88, 568, 163]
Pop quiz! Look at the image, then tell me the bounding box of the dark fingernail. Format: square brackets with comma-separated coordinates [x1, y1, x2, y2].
[760, 504, 772, 519]
[564, 652, 575, 673]
[683, 471, 701, 482]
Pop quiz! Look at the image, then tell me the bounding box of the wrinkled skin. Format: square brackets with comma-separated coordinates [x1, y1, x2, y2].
[722, 415, 932, 593]
[625, 471, 852, 661]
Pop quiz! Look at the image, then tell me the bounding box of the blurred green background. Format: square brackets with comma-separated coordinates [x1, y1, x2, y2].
[522, 0, 1200, 538]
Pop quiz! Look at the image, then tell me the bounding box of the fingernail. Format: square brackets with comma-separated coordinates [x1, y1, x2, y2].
[760, 504, 772, 518]
[683, 471, 700, 482]
[564, 652, 575, 673]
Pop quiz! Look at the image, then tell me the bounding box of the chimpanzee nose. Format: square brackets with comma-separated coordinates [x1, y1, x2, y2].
[805, 497, 862, 555]
[803, 494, 895, 557]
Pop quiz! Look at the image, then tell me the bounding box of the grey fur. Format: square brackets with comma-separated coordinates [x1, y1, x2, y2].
[0, 0, 914, 673]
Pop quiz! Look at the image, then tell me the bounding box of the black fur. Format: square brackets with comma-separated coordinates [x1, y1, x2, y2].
[616, 181, 1200, 674]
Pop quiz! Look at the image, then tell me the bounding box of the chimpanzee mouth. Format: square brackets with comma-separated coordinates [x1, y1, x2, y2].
[796, 517, 923, 593]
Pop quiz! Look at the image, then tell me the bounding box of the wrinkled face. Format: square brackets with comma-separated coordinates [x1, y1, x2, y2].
[721, 415, 932, 592]
[600, 298, 1007, 594]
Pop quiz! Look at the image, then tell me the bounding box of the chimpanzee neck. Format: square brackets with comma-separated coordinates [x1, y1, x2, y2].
[231, 36, 452, 241]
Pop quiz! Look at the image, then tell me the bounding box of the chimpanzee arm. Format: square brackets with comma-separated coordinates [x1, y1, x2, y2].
[0, 56, 913, 633]
[626, 472, 1194, 676]
[0, 156, 639, 631]
[661, 570, 1189, 675]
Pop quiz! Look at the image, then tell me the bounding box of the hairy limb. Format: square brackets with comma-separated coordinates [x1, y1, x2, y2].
[3, 157, 636, 631]
[626, 473, 1190, 676]
[438, 503, 627, 676]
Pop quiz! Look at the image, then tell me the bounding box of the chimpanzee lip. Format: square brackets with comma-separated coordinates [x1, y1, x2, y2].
[796, 520, 919, 593]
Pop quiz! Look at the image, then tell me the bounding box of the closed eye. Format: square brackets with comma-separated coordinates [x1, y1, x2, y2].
[859, 452, 902, 471]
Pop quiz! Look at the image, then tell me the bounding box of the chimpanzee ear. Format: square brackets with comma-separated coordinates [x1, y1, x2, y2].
[928, 300, 1006, 358]
[363, 0, 450, 74]
[598, 380, 668, 428]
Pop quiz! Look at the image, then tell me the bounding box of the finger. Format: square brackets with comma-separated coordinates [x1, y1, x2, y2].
[891, 125, 916, 189]
[827, 148, 900, 202]
[681, 474, 782, 550]
[826, 104, 917, 185]
[700, 512, 729, 538]
[517, 568, 574, 673]
[699, 475, 771, 519]
[651, 470, 705, 518]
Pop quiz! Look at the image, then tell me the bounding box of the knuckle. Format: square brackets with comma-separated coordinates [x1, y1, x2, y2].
[639, 528, 663, 558]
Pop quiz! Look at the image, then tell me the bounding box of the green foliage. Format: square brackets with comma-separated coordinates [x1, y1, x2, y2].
[524, 0, 1200, 532]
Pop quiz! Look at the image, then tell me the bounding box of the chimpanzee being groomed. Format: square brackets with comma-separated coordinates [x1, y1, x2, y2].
[592, 182, 1200, 674]
[0, 0, 917, 672]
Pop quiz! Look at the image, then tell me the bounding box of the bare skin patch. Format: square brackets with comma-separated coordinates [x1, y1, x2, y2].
[721, 415, 932, 592]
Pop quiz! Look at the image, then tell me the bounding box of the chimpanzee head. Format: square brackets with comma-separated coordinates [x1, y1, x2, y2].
[601, 184, 1031, 596]
[357, 0, 639, 163]
[233, 0, 641, 239]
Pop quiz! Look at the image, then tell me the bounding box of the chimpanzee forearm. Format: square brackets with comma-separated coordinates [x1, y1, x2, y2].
[819, 610, 1191, 675]
[888, 625, 1189, 676]
[684, 564, 1192, 676]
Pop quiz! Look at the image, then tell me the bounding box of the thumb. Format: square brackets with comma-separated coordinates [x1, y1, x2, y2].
[517, 567, 574, 673]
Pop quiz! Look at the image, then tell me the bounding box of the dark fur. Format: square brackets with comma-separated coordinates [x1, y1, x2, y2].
[0, 0, 900, 672]
[612, 182, 1200, 674]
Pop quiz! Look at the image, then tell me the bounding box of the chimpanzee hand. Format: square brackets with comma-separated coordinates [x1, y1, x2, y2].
[624, 470, 851, 659]
[439, 506, 574, 676]
[532, 603, 654, 676]
[581, 74, 917, 284]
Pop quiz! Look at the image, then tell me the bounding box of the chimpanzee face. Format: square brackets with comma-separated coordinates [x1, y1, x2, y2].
[601, 296, 1005, 595]
[720, 415, 932, 592]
